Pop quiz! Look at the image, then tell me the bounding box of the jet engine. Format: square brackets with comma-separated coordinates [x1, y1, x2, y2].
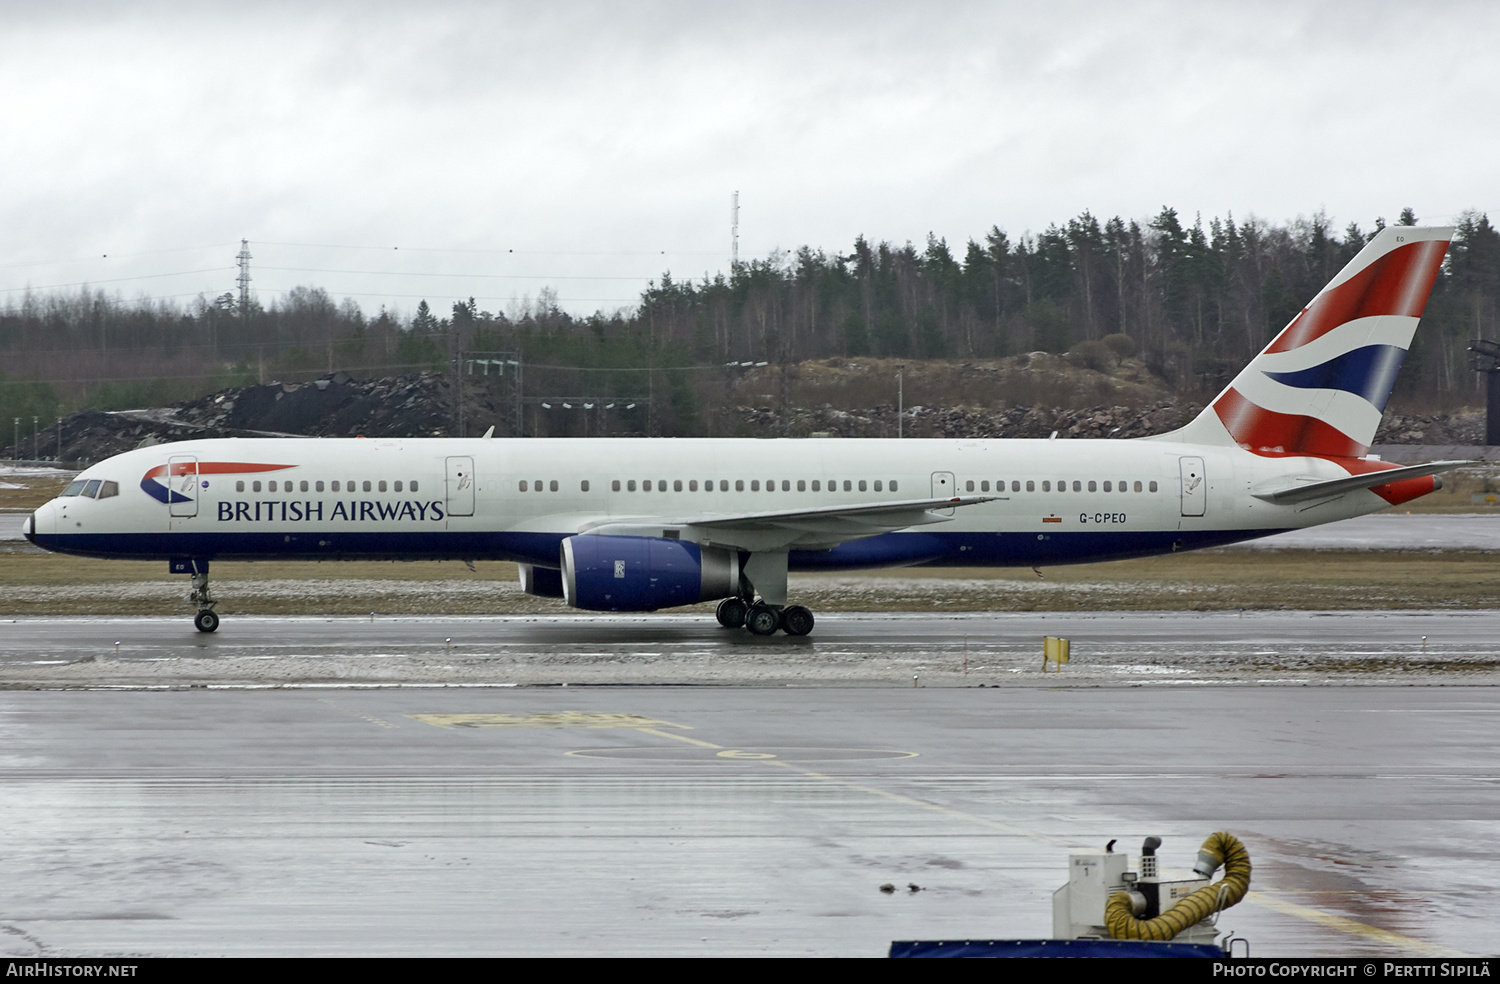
[561, 535, 739, 612]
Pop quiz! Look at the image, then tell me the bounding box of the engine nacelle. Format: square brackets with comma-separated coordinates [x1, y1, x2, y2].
[561, 535, 739, 612]
[517, 563, 565, 599]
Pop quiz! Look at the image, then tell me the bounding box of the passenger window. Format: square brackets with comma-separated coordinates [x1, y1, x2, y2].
[857, 480, 866, 492]
[890, 480, 898, 492]
[965, 480, 974, 492]
[393, 481, 401, 493]
[690, 480, 698, 491]
[843, 480, 852, 491]
[874, 480, 882, 492]
[550, 480, 559, 492]
[1073, 481, 1081, 492]
[674, 480, 682, 492]
[1026, 480, 1035, 492]
[612, 480, 621, 491]
[628, 480, 637, 491]
[98, 481, 118, 499]
[518, 481, 527, 492]
[644, 480, 653, 491]
[363, 481, 372, 492]
[1088, 481, 1097, 492]
[379, 480, 388, 492]
[236, 481, 245, 493]
[581, 480, 590, 492]
[980, 480, 989, 492]
[410, 481, 418, 492]
[1057, 479, 1066, 490]
[1103, 481, 1112, 492]
[751, 480, 760, 491]
[735, 480, 744, 491]
[717, 480, 727, 491]
[1119, 480, 1128, 493]
[332, 481, 341, 492]
[268, 481, 278, 493]
[781, 480, 790, 491]
[1149, 480, 1159, 492]
[812, 480, 821, 491]
[316, 481, 325, 492]
[301, 480, 310, 492]
[253, 481, 263, 493]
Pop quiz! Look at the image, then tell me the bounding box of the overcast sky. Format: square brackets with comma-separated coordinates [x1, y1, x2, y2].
[2, 1, 1496, 318]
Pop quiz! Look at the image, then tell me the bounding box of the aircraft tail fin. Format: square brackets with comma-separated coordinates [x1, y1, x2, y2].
[1160, 226, 1452, 457]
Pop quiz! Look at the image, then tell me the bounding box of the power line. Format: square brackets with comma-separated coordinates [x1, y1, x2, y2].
[0, 243, 238, 272]
[255, 240, 725, 257]
[255, 265, 659, 281]
[0, 267, 232, 294]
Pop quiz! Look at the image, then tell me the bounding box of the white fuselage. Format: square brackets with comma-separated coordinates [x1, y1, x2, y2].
[27, 435, 1395, 572]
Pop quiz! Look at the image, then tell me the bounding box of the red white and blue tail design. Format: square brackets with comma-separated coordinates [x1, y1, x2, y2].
[1166, 226, 1452, 457]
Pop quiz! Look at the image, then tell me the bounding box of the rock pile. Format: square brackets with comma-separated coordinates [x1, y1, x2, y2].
[729, 401, 1203, 440]
[3, 371, 1490, 466]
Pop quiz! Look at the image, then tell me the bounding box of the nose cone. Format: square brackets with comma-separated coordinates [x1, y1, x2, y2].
[26, 502, 55, 548]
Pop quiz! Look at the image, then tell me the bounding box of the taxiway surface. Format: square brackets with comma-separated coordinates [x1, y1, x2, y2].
[2, 610, 1499, 687]
[0, 685, 1493, 958]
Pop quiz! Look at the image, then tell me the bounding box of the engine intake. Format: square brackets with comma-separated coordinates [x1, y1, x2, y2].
[518, 563, 566, 599]
[561, 535, 739, 612]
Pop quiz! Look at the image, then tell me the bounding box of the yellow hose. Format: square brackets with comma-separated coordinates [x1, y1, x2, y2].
[1105, 832, 1251, 941]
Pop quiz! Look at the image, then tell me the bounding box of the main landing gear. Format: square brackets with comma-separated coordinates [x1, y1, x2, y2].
[715, 597, 815, 637]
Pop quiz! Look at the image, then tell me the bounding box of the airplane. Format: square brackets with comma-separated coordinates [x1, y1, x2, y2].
[24, 225, 1467, 635]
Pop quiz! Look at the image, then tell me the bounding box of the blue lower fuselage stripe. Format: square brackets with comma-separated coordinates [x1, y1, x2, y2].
[31, 527, 1292, 570]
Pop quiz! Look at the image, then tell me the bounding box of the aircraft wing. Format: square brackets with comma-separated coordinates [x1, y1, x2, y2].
[578, 495, 998, 553]
[1252, 460, 1472, 505]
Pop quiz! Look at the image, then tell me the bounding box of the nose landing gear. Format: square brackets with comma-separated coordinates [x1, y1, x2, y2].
[188, 568, 219, 633]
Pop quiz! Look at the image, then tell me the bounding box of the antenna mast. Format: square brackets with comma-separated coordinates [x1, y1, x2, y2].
[731, 191, 739, 270]
[236, 239, 253, 317]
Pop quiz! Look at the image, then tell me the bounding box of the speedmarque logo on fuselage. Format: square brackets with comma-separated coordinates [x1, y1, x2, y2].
[216, 498, 446, 522]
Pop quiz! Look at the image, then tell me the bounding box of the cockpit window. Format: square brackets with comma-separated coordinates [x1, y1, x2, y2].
[81, 480, 101, 498]
[97, 481, 119, 499]
[61, 480, 87, 497]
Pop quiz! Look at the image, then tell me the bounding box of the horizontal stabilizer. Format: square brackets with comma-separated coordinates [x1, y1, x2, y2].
[1252, 460, 1472, 504]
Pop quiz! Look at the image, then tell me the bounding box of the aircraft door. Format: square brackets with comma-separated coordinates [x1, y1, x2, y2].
[1179, 456, 1206, 517]
[169, 455, 199, 518]
[446, 456, 475, 517]
[931, 471, 956, 516]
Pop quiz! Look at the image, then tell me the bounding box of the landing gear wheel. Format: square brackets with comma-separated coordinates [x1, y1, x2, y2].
[745, 605, 781, 636]
[716, 597, 748, 629]
[781, 605, 815, 636]
[194, 609, 220, 633]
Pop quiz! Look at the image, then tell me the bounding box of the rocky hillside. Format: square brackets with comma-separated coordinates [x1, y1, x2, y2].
[1, 368, 1489, 466]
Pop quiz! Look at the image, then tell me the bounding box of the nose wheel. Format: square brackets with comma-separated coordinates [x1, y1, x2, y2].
[188, 568, 219, 632]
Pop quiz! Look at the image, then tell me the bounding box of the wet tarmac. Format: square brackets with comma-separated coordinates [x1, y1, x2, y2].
[2, 610, 1498, 688]
[0, 685, 1492, 957]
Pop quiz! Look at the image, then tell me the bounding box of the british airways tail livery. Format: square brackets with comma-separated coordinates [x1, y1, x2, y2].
[24, 226, 1468, 635]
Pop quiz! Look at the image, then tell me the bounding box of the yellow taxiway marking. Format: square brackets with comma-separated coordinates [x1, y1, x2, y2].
[412, 709, 1469, 957]
[407, 712, 690, 730]
[319, 698, 398, 729]
[632, 715, 1469, 956]
[1247, 892, 1471, 958]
